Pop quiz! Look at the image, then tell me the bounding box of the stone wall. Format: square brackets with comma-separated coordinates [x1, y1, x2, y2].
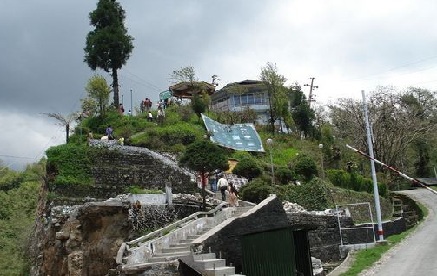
[195, 196, 414, 273]
[50, 142, 196, 201]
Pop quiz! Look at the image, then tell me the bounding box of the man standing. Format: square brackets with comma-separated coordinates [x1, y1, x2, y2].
[217, 174, 228, 201]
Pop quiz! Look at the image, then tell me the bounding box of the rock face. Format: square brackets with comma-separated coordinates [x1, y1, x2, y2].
[37, 201, 131, 276]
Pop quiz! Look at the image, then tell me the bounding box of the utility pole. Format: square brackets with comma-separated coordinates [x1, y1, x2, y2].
[304, 77, 318, 107]
[130, 89, 133, 116]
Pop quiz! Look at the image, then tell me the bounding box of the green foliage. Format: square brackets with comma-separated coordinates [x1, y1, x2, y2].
[179, 139, 229, 173]
[125, 186, 162, 194]
[289, 88, 315, 137]
[275, 166, 295, 185]
[84, 74, 111, 117]
[341, 228, 415, 276]
[326, 169, 388, 197]
[277, 178, 329, 210]
[0, 169, 23, 191]
[239, 178, 273, 204]
[260, 62, 288, 134]
[163, 105, 195, 124]
[412, 138, 432, 177]
[232, 156, 262, 181]
[46, 143, 94, 186]
[130, 122, 204, 153]
[291, 154, 318, 182]
[0, 163, 42, 274]
[214, 108, 258, 124]
[191, 93, 206, 118]
[84, 0, 134, 106]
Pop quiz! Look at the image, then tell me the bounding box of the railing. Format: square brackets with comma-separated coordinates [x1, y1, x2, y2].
[116, 202, 228, 265]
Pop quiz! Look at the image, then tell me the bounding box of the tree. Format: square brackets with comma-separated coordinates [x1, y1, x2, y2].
[171, 66, 197, 85]
[289, 86, 315, 137]
[84, 0, 134, 108]
[329, 86, 437, 185]
[291, 154, 318, 182]
[179, 140, 229, 209]
[232, 156, 262, 181]
[44, 112, 79, 143]
[84, 75, 111, 117]
[191, 93, 206, 119]
[260, 62, 288, 134]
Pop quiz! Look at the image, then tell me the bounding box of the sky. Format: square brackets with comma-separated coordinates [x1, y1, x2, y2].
[2, 0, 437, 170]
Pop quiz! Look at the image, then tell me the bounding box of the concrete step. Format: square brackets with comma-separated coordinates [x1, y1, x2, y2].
[149, 251, 191, 262]
[161, 245, 190, 253]
[193, 253, 216, 260]
[194, 258, 226, 270]
[204, 266, 236, 276]
[171, 241, 192, 247]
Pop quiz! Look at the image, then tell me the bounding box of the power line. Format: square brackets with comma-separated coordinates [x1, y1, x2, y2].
[121, 69, 163, 91]
[0, 154, 34, 160]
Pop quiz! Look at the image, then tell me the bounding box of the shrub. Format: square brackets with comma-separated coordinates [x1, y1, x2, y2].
[232, 157, 262, 181]
[45, 143, 94, 186]
[239, 178, 273, 204]
[278, 178, 329, 211]
[125, 186, 162, 194]
[291, 154, 318, 182]
[275, 166, 295, 185]
[326, 169, 388, 197]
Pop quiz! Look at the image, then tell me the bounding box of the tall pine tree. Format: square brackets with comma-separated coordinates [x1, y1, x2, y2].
[84, 0, 134, 108]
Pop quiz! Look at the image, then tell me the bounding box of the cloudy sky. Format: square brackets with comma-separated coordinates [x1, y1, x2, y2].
[2, 0, 437, 170]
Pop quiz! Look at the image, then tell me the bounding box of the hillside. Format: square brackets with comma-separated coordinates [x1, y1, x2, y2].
[63, 104, 394, 216]
[0, 104, 399, 274]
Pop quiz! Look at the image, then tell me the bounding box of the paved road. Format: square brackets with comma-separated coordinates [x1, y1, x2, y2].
[360, 188, 437, 276]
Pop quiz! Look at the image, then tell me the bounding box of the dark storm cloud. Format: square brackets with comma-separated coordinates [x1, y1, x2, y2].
[2, 0, 437, 170]
[0, 0, 95, 114]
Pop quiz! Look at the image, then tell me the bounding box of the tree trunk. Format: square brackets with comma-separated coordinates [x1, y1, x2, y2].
[112, 67, 120, 107]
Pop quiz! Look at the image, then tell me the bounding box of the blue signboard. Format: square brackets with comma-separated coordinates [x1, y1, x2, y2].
[201, 114, 265, 152]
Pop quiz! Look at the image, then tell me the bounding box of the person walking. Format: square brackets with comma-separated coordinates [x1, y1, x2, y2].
[227, 181, 239, 207]
[217, 174, 228, 201]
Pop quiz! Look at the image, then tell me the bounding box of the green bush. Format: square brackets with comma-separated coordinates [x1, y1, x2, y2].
[125, 186, 162, 194]
[239, 178, 273, 204]
[232, 157, 262, 181]
[326, 169, 388, 197]
[278, 178, 329, 211]
[45, 143, 94, 186]
[130, 123, 204, 150]
[291, 154, 318, 182]
[275, 166, 295, 185]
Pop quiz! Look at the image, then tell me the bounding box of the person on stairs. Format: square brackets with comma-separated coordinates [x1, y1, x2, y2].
[227, 181, 239, 207]
[217, 174, 228, 201]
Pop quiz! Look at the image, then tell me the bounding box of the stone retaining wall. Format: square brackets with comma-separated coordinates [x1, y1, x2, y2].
[50, 142, 196, 201]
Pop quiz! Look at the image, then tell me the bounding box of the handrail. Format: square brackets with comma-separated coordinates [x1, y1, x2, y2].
[126, 202, 228, 246]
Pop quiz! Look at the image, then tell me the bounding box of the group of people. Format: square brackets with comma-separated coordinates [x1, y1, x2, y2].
[140, 98, 153, 113]
[217, 174, 239, 207]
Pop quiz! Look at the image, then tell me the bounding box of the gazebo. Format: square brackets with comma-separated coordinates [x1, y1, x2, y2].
[169, 81, 216, 98]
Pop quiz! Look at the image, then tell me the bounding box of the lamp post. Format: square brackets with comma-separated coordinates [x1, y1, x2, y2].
[319, 143, 325, 179]
[267, 138, 275, 185]
[130, 89, 133, 116]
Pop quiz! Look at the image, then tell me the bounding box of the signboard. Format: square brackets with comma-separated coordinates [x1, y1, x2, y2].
[202, 114, 265, 152]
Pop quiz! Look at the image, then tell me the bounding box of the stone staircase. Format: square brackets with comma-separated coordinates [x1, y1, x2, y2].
[119, 202, 253, 275]
[185, 252, 245, 276]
